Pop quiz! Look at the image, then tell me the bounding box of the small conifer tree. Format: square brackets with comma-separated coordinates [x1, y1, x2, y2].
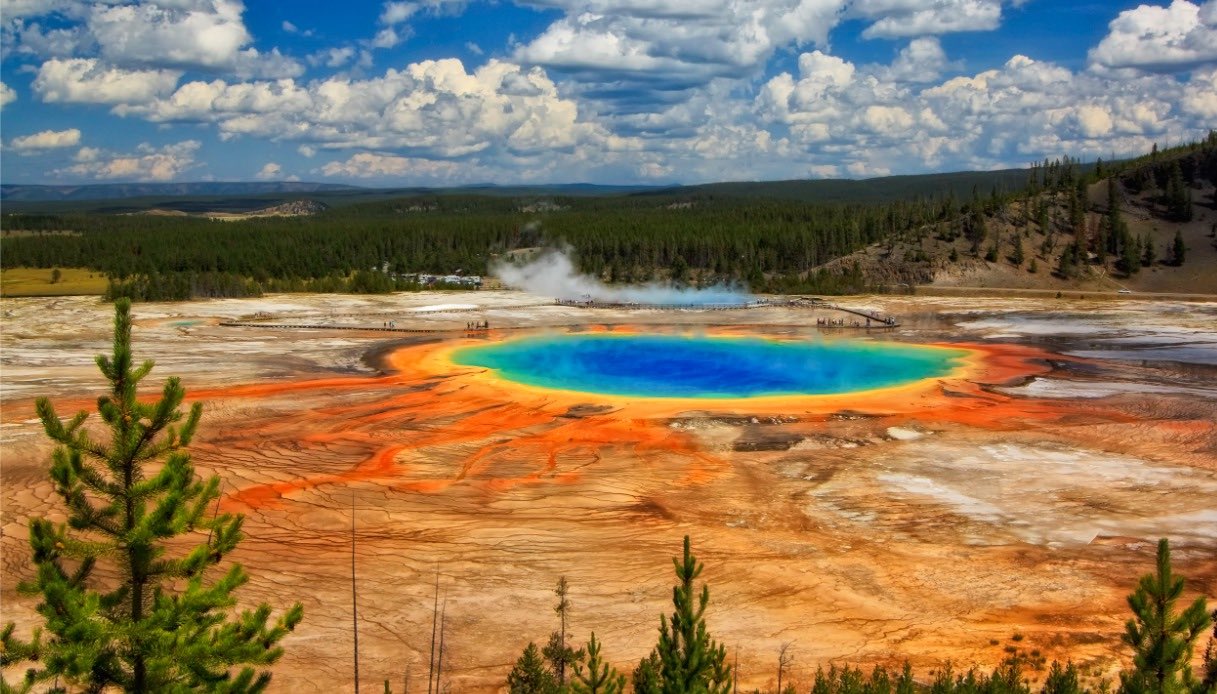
[508, 643, 559, 694]
[1041, 661, 1083, 694]
[632, 651, 663, 694]
[1201, 610, 1217, 692]
[1171, 231, 1186, 267]
[1, 298, 302, 693]
[639, 536, 732, 694]
[571, 633, 625, 694]
[1118, 539, 1210, 694]
[544, 577, 584, 686]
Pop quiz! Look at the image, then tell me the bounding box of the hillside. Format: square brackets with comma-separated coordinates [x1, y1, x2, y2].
[2, 167, 1051, 215]
[651, 167, 1043, 204]
[815, 140, 1217, 295]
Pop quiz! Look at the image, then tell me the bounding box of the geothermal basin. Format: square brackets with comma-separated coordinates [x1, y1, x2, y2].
[2, 292, 1215, 693]
[452, 334, 969, 398]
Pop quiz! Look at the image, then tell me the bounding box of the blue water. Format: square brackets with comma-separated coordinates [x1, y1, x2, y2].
[452, 334, 966, 398]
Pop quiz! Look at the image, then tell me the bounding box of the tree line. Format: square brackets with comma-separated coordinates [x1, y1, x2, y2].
[0, 185, 1024, 300]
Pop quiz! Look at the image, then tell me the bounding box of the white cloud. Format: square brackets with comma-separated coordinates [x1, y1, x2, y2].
[1072, 104, 1113, 138]
[879, 37, 955, 83]
[509, 0, 1019, 108]
[33, 57, 181, 104]
[4, 1, 301, 79]
[10, 127, 82, 150]
[5, 21, 93, 59]
[320, 152, 463, 180]
[121, 58, 603, 159]
[371, 27, 403, 49]
[233, 47, 304, 79]
[1181, 66, 1217, 117]
[636, 161, 673, 178]
[514, 0, 846, 96]
[853, 0, 1005, 39]
[0, 81, 16, 108]
[0, 0, 82, 19]
[318, 46, 356, 68]
[379, 1, 418, 25]
[1089, 0, 1217, 71]
[465, 41, 483, 56]
[755, 49, 1212, 178]
[255, 161, 281, 179]
[87, 0, 252, 70]
[55, 140, 201, 180]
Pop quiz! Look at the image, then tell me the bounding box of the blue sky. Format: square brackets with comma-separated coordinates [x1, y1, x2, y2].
[1, 0, 1215, 186]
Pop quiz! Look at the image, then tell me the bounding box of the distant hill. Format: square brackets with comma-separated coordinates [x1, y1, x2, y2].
[647, 168, 1052, 203]
[3, 169, 1061, 214]
[0, 181, 360, 202]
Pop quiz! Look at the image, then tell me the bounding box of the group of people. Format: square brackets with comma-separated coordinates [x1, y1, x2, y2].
[816, 315, 896, 328]
[466, 321, 490, 330]
[382, 321, 397, 328]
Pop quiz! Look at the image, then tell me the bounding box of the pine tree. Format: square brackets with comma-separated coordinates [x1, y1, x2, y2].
[1041, 661, 1082, 694]
[508, 643, 560, 694]
[641, 536, 732, 694]
[1165, 163, 1192, 222]
[543, 577, 584, 686]
[1120, 235, 1141, 276]
[1012, 237, 1026, 267]
[571, 633, 625, 694]
[1201, 610, 1217, 692]
[1171, 231, 1186, 267]
[1142, 236, 1157, 267]
[1107, 177, 1127, 253]
[632, 651, 663, 694]
[0, 298, 303, 693]
[1118, 539, 1211, 694]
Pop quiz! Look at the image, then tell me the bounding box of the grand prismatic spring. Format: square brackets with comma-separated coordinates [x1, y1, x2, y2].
[2, 292, 1215, 692]
[452, 335, 968, 398]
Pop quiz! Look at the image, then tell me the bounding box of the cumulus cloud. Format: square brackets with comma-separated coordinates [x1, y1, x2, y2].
[55, 140, 201, 180]
[87, 0, 250, 69]
[1181, 66, 1217, 117]
[379, 1, 418, 25]
[4, 21, 93, 59]
[755, 48, 1211, 178]
[254, 161, 281, 179]
[511, 0, 1024, 115]
[9, 127, 82, 150]
[514, 0, 846, 100]
[0, 81, 16, 107]
[878, 37, 956, 82]
[118, 58, 606, 159]
[280, 20, 313, 37]
[853, 0, 1005, 39]
[5, 0, 300, 78]
[0, 0, 83, 19]
[319, 152, 463, 180]
[33, 57, 181, 104]
[1089, 0, 1217, 72]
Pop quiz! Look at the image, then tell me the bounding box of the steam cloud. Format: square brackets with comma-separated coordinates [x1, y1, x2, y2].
[491, 249, 754, 306]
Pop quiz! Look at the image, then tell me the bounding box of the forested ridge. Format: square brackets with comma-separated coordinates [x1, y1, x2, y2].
[0, 192, 962, 298]
[2, 136, 1214, 301]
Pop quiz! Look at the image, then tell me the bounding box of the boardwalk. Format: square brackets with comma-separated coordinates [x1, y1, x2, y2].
[217, 298, 899, 334]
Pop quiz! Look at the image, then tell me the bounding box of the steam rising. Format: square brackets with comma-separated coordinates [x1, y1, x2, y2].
[492, 249, 754, 306]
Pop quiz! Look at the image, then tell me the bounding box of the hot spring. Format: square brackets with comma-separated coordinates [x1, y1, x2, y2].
[452, 334, 968, 399]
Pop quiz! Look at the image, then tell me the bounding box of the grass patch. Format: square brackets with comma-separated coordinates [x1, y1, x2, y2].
[1, 267, 108, 297]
